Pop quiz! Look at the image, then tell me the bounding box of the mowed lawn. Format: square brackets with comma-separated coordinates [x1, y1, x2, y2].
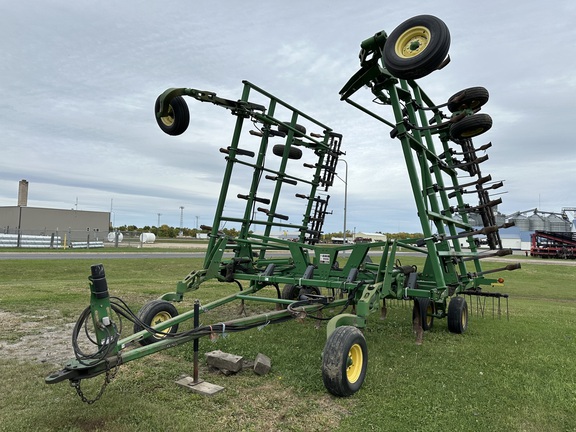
[0, 255, 574, 432]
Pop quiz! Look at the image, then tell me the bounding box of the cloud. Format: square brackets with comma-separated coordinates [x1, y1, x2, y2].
[1, 0, 574, 233]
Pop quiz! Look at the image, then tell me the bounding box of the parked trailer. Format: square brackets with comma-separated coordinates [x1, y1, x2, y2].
[531, 231, 576, 259]
[46, 15, 520, 401]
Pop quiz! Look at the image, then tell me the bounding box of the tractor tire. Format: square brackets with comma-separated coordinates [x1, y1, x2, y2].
[272, 144, 303, 160]
[447, 296, 468, 334]
[412, 297, 435, 331]
[134, 300, 179, 346]
[449, 113, 493, 140]
[322, 326, 368, 397]
[383, 15, 450, 80]
[447, 86, 489, 113]
[278, 122, 306, 137]
[154, 95, 190, 136]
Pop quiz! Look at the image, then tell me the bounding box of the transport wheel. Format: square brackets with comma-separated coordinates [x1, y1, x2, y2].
[134, 300, 179, 346]
[154, 95, 190, 136]
[278, 122, 307, 137]
[322, 326, 368, 397]
[272, 144, 303, 160]
[412, 298, 435, 331]
[449, 113, 492, 140]
[447, 296, 468, 334]
[447, 86, 489, 113]
[383, 15, 450, 80]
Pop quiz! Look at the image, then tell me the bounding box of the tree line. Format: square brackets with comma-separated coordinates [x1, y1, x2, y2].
[112, 224, 422, 241]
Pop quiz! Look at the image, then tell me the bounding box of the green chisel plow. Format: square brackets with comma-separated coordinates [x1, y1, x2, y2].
[46, 15, 520, 400]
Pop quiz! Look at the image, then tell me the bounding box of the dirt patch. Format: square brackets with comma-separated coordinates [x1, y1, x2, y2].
[0, 310, 76, 365]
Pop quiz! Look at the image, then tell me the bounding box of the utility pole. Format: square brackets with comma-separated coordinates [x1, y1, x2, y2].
[179, 206, 185, 236]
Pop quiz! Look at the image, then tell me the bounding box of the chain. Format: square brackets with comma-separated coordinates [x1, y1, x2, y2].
[70, 354, 121, 404]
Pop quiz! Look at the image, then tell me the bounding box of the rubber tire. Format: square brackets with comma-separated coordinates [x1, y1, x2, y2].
[450, 113, 493, 140]
[383, 15, 450, 80]
[447, 87, 489, 113]
[272, 144, 303, 160]
[447, 296, 468, 334]
[412, 298, 435, 331]
[134, 300, 179, 346]
[278, 122, 306, 137]
[155, 95, 190, 136]
[322, 326, 368, 397]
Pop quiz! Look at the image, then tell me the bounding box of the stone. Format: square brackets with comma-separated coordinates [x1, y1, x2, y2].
[253, 353, 271, 376]
[205, 350, 244, 373]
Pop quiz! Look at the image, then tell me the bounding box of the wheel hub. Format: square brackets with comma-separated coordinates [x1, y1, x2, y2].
[395, 26, 431, 59]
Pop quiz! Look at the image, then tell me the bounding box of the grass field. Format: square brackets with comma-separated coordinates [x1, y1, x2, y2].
[0, 255, 575, 431]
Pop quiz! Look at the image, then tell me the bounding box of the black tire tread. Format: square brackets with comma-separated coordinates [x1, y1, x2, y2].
[322, 326, 368, 397]
[134, 300, 179, 346]
[447, 87, 489, 113]
[450, 113, 493, 140]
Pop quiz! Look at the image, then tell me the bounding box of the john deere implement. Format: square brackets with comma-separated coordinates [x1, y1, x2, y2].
[46, 15, 519, 400]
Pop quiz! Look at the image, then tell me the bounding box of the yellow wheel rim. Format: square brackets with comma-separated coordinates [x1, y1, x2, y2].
[395, 26, 431, 59]
[461, 307, 468, 328]
[151, 311, 173, 338]
[426, 303, 434, 327]
[346, 343, 363, 384]
[461, 127, 485, 138]
[160, 105, 175, 127]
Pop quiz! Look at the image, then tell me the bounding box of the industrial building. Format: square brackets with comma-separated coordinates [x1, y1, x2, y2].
[0, 180, 110, 247]
[469, 208, 576, 253]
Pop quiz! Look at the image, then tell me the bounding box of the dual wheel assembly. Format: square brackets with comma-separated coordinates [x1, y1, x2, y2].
[322, 296, 469, 396]
[412, 296, 469, 334]
[380, 15, 492, 142]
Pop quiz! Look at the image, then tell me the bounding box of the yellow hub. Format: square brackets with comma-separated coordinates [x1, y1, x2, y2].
[346, 343, 363, 384]
[461, 308, 468, 327]
[151, 311, 173, 338]
[160, 105, 175, 127]
[394, 26, 431, 59]
[425, 303, 434, 327]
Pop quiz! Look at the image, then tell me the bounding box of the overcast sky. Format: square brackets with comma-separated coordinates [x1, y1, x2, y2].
[1, 1, 575, 234]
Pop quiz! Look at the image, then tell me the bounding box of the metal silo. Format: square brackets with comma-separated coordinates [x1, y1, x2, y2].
[547, 214, 571, 232]
[511, 215, 529, 230]
[528, 213, 548, 231]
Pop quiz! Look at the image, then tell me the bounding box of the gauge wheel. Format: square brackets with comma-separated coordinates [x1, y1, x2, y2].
[322, 326, 368, 397]
[154, 95, 190, 136]
[383, 15, 450, 80]
[278, 122, 307, 137]
[134, 300, 179, 345]
[450, 113, 492, 140]
[447, 87, 489, 113]
[272, 144, 303, 160]
[412, 297, 435, 331]
[447, 296, 468, 334]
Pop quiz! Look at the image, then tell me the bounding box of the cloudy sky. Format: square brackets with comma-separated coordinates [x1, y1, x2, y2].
[1, 1, 575, 234]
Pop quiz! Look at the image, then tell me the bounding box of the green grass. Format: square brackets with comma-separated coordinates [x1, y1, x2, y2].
[0, 257, 575, 431]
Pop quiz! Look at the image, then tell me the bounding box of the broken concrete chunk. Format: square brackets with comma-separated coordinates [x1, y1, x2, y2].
[253, 353, 271, 376]
[205, 350, 244, 373]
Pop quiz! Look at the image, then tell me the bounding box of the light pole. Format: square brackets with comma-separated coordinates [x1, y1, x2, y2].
[157, 213, 162, 227]
[337, 159, 348, 247]
[179, 206, 184, 236]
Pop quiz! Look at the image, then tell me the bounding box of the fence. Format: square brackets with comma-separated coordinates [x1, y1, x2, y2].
[0, 229, 153, 249]
[0, 230, 106, 249]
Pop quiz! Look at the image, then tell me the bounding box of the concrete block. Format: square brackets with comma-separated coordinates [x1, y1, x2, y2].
[253, 353, 271, 375]
[175, 376, 224, 396]
[205, 350, 244, 373]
